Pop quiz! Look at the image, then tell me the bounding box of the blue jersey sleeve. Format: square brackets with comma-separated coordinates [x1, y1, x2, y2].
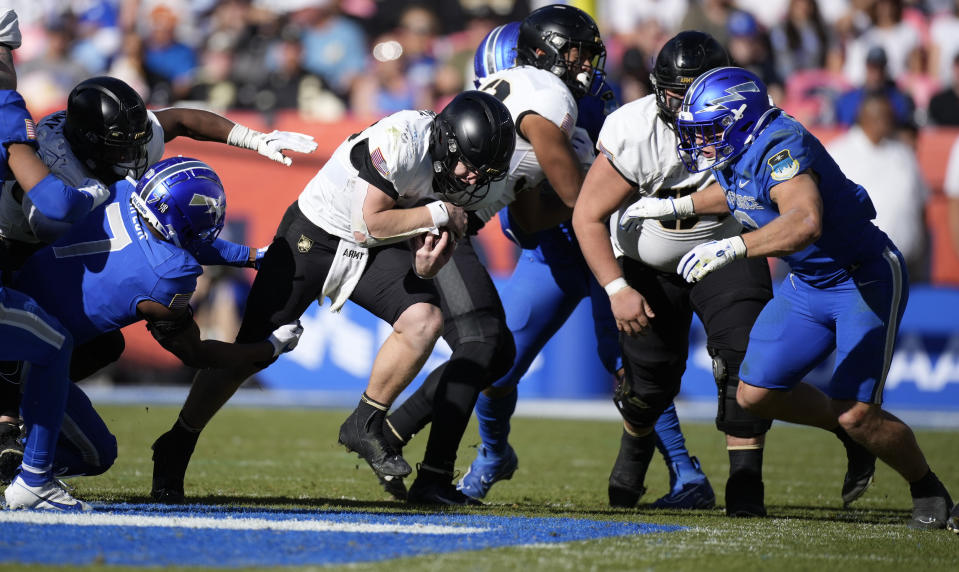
[0, 90, 38, 149]
[144, 273, 198, 313]
[193, 238, 252, 267]
[755, 122, 813, 197]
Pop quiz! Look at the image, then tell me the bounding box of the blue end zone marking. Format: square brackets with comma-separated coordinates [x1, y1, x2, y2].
[0, 504, 684, 567]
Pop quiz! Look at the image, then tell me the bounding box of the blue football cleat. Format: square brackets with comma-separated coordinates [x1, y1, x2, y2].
[457, 444, 518, 499]
[652, 456, 716, 509]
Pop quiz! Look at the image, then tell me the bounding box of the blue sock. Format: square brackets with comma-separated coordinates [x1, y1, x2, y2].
[654, 403, 696, 482]
[20, 344, 73, 486]
[475, 388, 518, 456]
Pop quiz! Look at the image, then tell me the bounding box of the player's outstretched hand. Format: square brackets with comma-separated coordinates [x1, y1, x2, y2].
[619, 197, 681, 231]
[411, 230, 455, 279]
[268, 320, 304, 357]
[228, 124, 318, 166]
[255, 130, 318, 166]
[677, 236, 746, 283]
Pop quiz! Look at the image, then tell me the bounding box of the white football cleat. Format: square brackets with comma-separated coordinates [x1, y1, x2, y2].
[4, 475, 92, 511]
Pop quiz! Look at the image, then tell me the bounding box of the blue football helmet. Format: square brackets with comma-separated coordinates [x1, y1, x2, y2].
[676, 66, 775, 173]
[474, 22, 521, 86]
[131, 157, 226, 252]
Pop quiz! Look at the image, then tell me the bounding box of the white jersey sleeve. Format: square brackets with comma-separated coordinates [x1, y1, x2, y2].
[471, 67, 579, 222]
[479, 66, 578, 139]
[144, 110, 166, 166]
[297, 111, 435, 245]
[600, 95, 742, 272]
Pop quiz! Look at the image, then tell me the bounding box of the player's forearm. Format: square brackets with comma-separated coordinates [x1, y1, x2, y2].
[363, 206, 435, 241]
[155, 107, 234, 143]
[184, 340, 274, 369]
[541, 153, 584, 208]
[573, 215, 623, 287]
[690, 183, 730, 215]
[743, 208, 821, 258]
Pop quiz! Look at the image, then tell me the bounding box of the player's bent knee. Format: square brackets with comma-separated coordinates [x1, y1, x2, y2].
[736, 382, 772, 414]
[394, 303, 443, 344]
[836, 402, 877, 433]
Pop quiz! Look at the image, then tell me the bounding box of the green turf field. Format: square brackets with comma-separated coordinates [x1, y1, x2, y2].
[6, 404, 958, 571]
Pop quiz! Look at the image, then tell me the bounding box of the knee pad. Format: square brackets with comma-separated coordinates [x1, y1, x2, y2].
[612, 369, 678, 429]
[711, 348, 771, 438]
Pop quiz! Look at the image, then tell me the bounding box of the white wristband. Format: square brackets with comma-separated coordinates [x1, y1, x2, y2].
[604, 277, 629, 297]
[227, 123, 260, 150]
[426, 201, 449, 228]
[673, 195, 695, 219]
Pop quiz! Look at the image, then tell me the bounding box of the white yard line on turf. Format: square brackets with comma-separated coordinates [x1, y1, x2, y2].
[0, 511, 489, 534]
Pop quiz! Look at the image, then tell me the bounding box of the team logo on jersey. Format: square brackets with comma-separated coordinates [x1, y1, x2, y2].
[24, 118, 36, 140]
[370, 147, 390, 178]
[297, 234, 313, 253]
[767, 149, 799, 181]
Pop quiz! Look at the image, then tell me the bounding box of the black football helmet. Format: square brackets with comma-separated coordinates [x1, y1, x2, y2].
[515, 4, 606, 99]
[64, 76, 154, 183]
[430, 91, 515, 207]
[651, 31, 730, 128]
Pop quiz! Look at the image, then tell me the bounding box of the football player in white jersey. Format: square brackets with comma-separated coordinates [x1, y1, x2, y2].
[148, 91, 516, 503]
[380, 4, 608, 505]
[573, 31, 878, 516]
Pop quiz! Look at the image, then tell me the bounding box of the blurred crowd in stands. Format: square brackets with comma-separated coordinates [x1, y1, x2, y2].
[10, 0, 959, 128]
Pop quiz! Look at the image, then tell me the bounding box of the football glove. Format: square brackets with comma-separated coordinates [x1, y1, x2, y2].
[0, 10, 21, 49]
[619, 195, 695, 232]
[677, 236, 746, 283]
[268, 320, 304, 357]
[227, 125, 318, 166]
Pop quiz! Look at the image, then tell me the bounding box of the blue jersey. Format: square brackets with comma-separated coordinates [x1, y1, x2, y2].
[0, 90, 38, 183]
[13, 179, 201, 344]
[715, 111, 890, 287]
[499, 79, 620, 261]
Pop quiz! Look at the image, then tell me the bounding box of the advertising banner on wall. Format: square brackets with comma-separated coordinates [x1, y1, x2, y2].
[261, 283, 959, 412]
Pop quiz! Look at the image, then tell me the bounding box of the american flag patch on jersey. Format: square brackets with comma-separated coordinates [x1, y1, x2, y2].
[24, 118, 36, 140]
[560, 113, 574, 135]
[370, 147, 390, 177]
[168, 293, 192, 311]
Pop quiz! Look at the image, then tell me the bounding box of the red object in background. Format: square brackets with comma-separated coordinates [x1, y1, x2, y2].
[116, 112, 959, 367]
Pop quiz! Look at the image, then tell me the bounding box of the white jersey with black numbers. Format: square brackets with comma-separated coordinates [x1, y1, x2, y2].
[35, 109, 166, 187]
[297, 110, 438, 244]
[472, 66, 578, 223]
[598, 95, 742, 273]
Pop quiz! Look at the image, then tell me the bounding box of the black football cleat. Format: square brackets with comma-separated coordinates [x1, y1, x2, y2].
[908, 486, 953, 531]
[150, 429, 197, 504]
[407, 465, 482, 506]
[338, 407, 411, 478]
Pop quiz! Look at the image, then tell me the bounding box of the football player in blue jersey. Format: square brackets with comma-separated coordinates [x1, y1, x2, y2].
[8, 157, 303, 495]
[625, 66, 955, 530]
[0, 74, 317, 479]
[454, 22, 715, 509]
[0, 11, 112, 510]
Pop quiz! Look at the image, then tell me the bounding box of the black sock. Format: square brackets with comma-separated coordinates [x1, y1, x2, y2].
[728, 448, 763, 483]
[612, 429, 656, 487]
[170, 414, 201, 447]
[356, 393, 389, 432]
[909, 470, 944, 499]
[385, 365, 444, 442]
